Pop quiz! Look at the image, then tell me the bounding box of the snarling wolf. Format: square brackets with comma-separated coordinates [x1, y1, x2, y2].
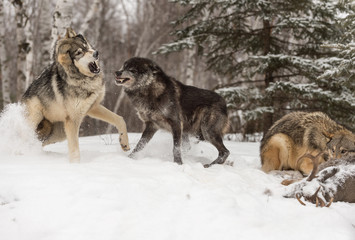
[22, 28, 130, 162]
[114, 57, 230, 167]
[260, 111, 355, 175]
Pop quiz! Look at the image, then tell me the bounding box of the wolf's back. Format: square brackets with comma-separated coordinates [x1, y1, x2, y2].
[260, 112, 345, 151]
[22, 64, 57, 102]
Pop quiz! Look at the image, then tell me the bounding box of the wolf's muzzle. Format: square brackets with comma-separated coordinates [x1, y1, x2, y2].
[114, 71, 130, 84]
[89, 61, 100, 74]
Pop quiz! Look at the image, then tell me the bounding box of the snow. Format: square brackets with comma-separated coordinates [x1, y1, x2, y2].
[0, 104, 354, 240]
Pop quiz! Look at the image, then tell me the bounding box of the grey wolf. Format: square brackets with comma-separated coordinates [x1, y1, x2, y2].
[21, 28, 130, 162]
[114, 57, 229, 167]
[260, 111, 355, 175]
[285, 155, 355, 206]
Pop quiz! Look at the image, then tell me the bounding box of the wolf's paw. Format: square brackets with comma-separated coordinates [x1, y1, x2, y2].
[203, 163, 211, 168]
[69, 151, 80, 163]
[121, 144, 130, 151]
[119, 133, 130, 151]
[225, 160, 234, 167]
[173, 155, 183, 165]
[174, 159, 183, 165]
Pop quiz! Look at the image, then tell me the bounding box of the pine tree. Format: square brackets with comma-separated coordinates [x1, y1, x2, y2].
[312, 9, 355, 130]
[158, 0, 354, 135]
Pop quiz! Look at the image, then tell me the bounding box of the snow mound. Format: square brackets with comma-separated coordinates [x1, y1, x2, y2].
[0, 103, 42, 156]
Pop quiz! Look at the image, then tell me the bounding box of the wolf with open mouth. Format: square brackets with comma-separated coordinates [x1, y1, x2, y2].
[114, 57, 230, 167]
[22, 28, 130, 162]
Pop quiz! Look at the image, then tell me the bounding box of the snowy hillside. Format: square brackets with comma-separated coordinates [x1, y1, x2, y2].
[0, 104, 354, 240]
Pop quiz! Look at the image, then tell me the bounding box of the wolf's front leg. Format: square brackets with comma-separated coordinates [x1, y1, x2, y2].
[87, 104, 130, 151]
[168, 119, 183, 165]
[64, 118, 80, 163]
[129, 122, 157, 158]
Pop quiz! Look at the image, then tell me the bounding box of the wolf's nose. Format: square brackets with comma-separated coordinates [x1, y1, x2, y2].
[115, 71, 122, 77]
[93, 51, 99, 59]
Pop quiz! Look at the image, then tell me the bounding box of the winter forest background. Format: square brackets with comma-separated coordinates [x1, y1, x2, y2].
[0, 0, 354, 139]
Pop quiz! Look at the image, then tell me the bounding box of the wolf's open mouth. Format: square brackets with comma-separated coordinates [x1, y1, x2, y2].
[115, 77, 130, 84]
[88, 61, 100, 74]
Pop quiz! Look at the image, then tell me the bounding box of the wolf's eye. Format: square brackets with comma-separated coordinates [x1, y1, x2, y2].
[75, 49, 83, 56]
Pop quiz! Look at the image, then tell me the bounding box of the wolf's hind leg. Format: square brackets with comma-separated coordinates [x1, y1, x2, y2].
[23, 99, 45, 133]
[261, 146, 281, 172]
[42, 122, 66, 146]
[200, 111, 230, 167]
[182, 133, 191, 152]
[88, 104, 130, 151]
[204, 134, 230, 168]
[201, 123, 230, 167]
[261, 134, 290, 172]
[36, 118, 53, 142]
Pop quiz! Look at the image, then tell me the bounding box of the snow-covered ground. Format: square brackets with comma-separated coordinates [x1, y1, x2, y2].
[0, 104, 354, 240]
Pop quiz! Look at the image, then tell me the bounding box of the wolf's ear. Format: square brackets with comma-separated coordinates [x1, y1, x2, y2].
[151, 63, 162, 74]
[65, 27, 77, 38]
[57, 44, 72, 66]
[322, 132, 334, 143]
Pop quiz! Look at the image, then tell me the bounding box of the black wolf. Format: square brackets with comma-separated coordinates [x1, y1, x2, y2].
[22, 28, 130, 162]
[114, 57, 230, 167]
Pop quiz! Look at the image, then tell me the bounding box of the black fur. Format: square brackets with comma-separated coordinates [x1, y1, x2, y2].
[115, 57, 230, 167]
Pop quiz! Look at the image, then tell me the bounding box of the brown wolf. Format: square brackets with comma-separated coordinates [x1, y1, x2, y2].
[260, 111, 355, 175]
[22, 28, 130, 162]
[114, 57, 230, 167]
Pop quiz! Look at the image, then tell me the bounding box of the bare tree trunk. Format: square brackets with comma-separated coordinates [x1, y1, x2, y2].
[0, 0, 11, 106]
[38, 0, 52, 68]
[185, 48, 196, 86]
[80, 0, 100, 39]
[25, 9, 33, 88]
[262, 19, 274, 135]
[105, 0, 130, 134]
[51, 0, 73, 57]
[13, 0, 29, 100]
[134, 1, 154, 57]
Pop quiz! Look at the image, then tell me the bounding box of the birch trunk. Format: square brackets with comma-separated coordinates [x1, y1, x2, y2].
[80, 0, 101, 39]
[134, 1, 153, 57]
[38, 0, 52, 68]
[185, 48, 195, 86]
[25, 9, 33, 88]
[51, 0, 73, 57]
[0, 0, 11, 106]
[13, 0, 29, 100]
